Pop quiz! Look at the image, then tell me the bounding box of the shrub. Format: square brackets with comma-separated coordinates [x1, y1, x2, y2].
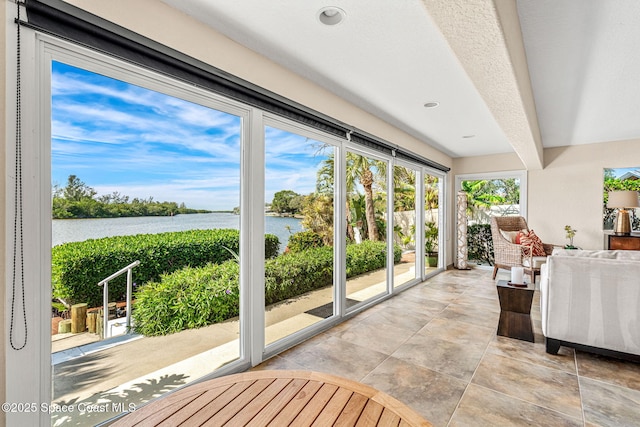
[52, 229, 279, 307]
[467, 223, 494, 265]
[346, 240, 402, 277]
[286, 231, 325, 253]
[133, 240, 401, 335]
[265, 246, 333, 304]
[132, 261, 240, 336]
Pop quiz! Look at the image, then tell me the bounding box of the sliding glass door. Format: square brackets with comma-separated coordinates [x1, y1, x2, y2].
[263, 122, 337, 346]
[393, 164, 419, 288]
[49, 60, 246, 426]
[14, 34, 450, 426]
[424, 172, 441, 274]
[345, 150, 390, 307]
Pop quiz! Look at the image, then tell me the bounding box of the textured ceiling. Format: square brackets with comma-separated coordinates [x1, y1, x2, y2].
[160, 0, 640, 168]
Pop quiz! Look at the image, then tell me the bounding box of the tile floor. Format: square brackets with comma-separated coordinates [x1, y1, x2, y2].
[254, 268, 640, 426]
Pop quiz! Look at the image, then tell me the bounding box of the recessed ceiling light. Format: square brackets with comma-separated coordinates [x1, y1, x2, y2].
[423, 102, 439, 109]
[318, 7, 346, 25]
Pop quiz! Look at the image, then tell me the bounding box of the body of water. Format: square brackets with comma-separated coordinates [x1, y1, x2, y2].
[52, 213, 303, 251]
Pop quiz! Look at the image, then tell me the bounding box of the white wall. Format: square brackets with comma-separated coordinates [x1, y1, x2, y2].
[453, 139, 640, 251]
[529, 139, 640, 250]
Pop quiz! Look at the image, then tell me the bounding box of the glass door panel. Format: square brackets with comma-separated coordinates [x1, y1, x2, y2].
[345, 151, 388, 305]
[264, 125, 335, 346]
[393, 165, 418, 288]
[50, 61, 242, 425]
[424, 173, 440, 274]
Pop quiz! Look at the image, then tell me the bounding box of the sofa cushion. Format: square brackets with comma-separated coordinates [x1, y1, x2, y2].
[500, 229, 517, 243]
[551, 248, 640, 261]
[613, 250, 640, 261]
[499, 229, 528, 244]
[551, 248, 616, 258]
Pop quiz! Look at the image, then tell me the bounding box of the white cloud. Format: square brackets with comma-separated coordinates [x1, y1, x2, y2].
[51, 63, 325, 211]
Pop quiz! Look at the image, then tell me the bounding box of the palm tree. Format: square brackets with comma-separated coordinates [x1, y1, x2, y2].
[316, 151, 387, 242]
[344, 153, 386, 241]
[424, 174, 439, 222]
[461, 180, 505, 222]
[393, 166, 416, 211]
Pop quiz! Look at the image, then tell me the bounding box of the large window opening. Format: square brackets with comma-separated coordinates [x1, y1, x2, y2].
[344, 150, 390, 308]
[603, 167, 640, 231]
[456, 171, 527, 268]
[393, 165, 419, 288]
[5, 28, 449, 424]
[49, 60, 246, 425]
[263, 122, 337, 346]
[424, 172, 442, 273]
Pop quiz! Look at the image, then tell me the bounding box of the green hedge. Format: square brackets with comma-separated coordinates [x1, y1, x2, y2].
[133, 261, 240, 336]
[52, 229, 279, 307]
[286, 231, 324, 253]
[346, 240, 402, 277]
[133, 240, 401, 336]
[265, 246, 334, 305]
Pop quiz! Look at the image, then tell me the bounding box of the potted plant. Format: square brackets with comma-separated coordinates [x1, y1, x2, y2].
[564, 225, 578, 249]
[425, 221, 439, 267]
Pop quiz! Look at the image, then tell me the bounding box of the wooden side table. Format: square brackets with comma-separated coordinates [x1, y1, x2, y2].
[496, 280, 534, 342]
[606, 232, 640, 250]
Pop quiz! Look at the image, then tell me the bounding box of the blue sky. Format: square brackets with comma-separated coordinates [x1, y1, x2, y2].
[606, 167, 640, 179]
[51, 61, 328, 210]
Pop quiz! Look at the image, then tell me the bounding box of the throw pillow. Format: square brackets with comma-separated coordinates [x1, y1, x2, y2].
[515, 229, 528, 244]
[500, 230, 519, 243]
[520, 229, 545, 256]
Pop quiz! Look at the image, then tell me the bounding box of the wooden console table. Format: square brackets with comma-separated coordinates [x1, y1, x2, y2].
[606, 232, 640, 250]
[112, 370, 432, 426]
[496, 280, 534, 342]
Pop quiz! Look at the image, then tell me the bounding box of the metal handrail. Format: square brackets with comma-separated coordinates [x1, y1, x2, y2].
[98, 260, 140, 339]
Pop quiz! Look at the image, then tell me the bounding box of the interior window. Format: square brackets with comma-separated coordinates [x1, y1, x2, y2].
[456, 172, 526, 268]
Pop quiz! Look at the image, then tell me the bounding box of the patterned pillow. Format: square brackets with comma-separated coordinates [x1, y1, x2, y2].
[520, 229, 546, 256]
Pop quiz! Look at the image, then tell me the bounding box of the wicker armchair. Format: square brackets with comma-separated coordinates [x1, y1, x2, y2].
[490, 216, 555, 282]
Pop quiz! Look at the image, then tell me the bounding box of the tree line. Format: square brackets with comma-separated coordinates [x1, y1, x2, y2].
[52, 175, 210, 219]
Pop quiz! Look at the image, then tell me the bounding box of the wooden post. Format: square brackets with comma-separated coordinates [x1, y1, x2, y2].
[87, 312, 97, 334]
[71, 303, 88, 333]
[58, 319, 72, 334]
[97, 309, 103, 338]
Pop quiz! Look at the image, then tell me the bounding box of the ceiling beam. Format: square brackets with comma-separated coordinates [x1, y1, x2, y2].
[421, 0, 544, 169]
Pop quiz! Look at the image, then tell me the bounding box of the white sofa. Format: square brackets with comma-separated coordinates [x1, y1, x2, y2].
[540, 248, 640, 359]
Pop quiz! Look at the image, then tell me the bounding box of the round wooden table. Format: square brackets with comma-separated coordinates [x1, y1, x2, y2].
[113, 370, 432, 426]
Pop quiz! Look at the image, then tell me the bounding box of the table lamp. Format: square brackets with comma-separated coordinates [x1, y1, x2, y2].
[607, 190, 639, 235]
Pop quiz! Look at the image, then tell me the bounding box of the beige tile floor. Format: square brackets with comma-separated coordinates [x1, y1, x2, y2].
[254, 268, 640, 427]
